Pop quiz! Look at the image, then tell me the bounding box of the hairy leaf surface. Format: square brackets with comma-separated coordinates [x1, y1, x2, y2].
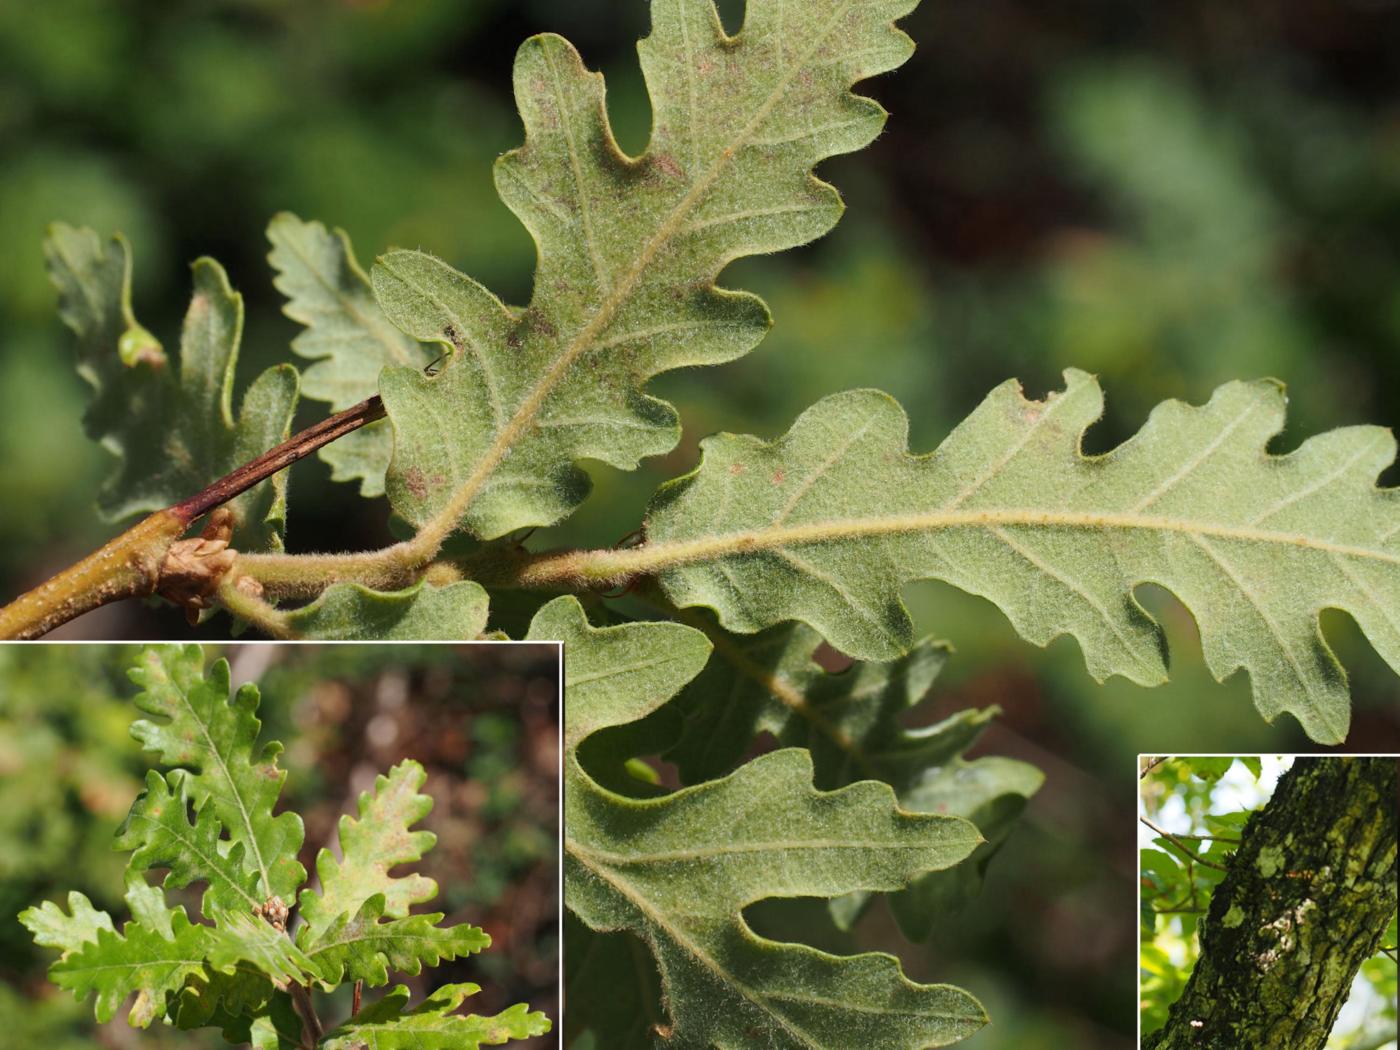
[374, 0, 921, 539]
[282, 580, 489, 640]
[642, 370, 1400, 742]
[322, 983, 552, 1049]
[268, 213, 428, 495]
[127, 646, 305, 907]
[529, 595, 988, 1049]
[46, 224, 298, 547]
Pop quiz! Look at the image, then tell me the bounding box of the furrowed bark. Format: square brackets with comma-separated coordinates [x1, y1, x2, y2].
[1146, 757, 1398, 1050]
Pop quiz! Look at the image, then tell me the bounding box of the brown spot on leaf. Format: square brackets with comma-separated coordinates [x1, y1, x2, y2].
[729, 463, 745, 476]
[405, 468, 429, 500]
[651, 153, 684, 180]
[442, 323, 466, 353]
[771, 469, 785, 485]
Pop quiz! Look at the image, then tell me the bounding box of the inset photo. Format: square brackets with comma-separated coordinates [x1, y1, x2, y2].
[1139, 755, 1397, 1049]
[1, 642, 559, 1049]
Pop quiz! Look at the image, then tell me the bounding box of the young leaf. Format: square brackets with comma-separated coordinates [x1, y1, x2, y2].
[322, 983, 552, 1049]
[116, 769, 264, 919]
[206, 912, 316, 987]
[18, 892, 115, 957]
[302, 896, 491, 988]
[48, 908, 214, 1027]
[46, 224, 299, 547]
[267, 213, 430, 496]
[529, 595, 989, 1050]
[298, 759, 438, 941]
[373, 0, 923, 540]
[127, 645, 306, 908]
[637, 371, 1400, 743]
[281, 580, 490, 640]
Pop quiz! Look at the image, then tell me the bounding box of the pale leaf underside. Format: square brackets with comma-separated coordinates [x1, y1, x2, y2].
[642, 369, 1400, 743]
[267, 213, 429, 496]
[281, 580, 489, 640]
[529, 596, 989, 1049]
[373, 0, 921, 540]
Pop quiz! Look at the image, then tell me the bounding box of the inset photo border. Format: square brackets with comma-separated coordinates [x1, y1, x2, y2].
[1, 641, 561, 1049]
[1138, 754, 1397, 1049]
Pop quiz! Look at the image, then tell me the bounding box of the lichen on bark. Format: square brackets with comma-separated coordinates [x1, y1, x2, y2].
[1145, 757, 1397, 1050]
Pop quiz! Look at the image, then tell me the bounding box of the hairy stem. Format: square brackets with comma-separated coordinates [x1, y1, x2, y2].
[0, 398, 385, 638]
[216, 577, 294, 638]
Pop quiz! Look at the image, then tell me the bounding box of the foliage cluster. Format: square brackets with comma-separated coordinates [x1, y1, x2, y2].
[15, 645, 553, 1049]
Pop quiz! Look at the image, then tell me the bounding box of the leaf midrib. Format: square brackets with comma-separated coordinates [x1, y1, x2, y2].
[420, 1, 860, 543]
[618, 507, 1400, 576]
[567, 830, 978, 1048]
[127, 808, 260, 911]
[178, 687, 275, 901]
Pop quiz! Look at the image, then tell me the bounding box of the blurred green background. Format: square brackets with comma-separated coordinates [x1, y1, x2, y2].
[1, 1, 1398, 1046]
[0, 643, 560, 1048]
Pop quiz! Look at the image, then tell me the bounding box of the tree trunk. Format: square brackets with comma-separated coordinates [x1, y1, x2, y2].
[1145, 757, 1397, 1050]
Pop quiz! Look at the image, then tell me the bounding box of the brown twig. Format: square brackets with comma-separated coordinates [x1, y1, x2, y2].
[0, 396, 385, 638]
[172, 395, 385, 522]
[288, 983, 324, 1048]
[1140, 756, 1168, 780]
[1140, 815, 1230, 871]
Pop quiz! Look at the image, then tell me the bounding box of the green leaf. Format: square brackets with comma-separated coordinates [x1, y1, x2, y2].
[127, 645, 305, 908]
[563, 916, 663, 1050]
[298, 759, 439, 942]
[116, 770, 264, 919]
[301, 895, 491, 988]
[1184, 757, 1233, 781]
[531, 595, 988, 1050]
[374, 0, 922, 539]
[640, 371, 1400, 743]
[207, 911, 316, 987]
[49, 908, 213, 1027]
[526, 596, 713, 754]
[322, 983, 552, 1048]
[172, 969, 278, 1036]
[46, 223, 299, 548]
[282, 580, 489, 639]
[660, 622, 1041, 936]
[18, 892, 115, 957]
[267, 212, 429, 496]
[123, 870, 178, 939]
